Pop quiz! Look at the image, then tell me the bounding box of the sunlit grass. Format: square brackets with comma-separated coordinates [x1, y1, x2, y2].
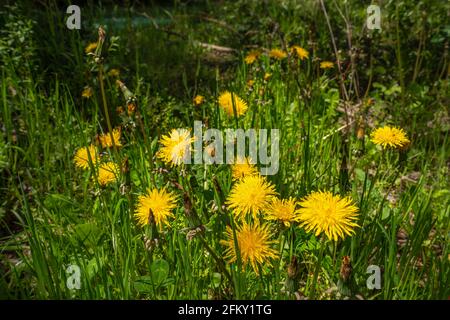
[0, 1, 448, 300]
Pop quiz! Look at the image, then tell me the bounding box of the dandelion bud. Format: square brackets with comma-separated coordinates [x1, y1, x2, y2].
[116, 80, 136, 102]
[143, 236, 159, 252]
[339, 256, 352, 282]
[287, 256, 299, 279]
[399, 140, 411, 152]
[397, 229, 408, 249]
[186, 225, 205, 241]
[356, 127, 365, 140]
[116, 106, 124, 115]
[121, 157, 129, 174]
[356, 119, 365, 140]
[127, 102, 136, 115]
[98, 26, 106, 42]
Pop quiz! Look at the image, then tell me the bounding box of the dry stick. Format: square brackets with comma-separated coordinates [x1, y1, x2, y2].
[394, 3, 406, 109]
[364, 51, 374, 99]
[319, 0, 355, 195]
[140, 12, 161, 29]
[333, 0, 360, 100]
[99, 66, 119, 159]
[412, 27, 426, 83]
[438, 40, 449, 80]
[319, 120, 356, 143]
[141, 12, 238, 55]
[319, 0, 351, 127]
[193, 41, 237, 54]
[140, 12, 185, 38]
[199, 16, 240, 35]
[332, 1, 368, 183]
[356, 14, 373, 100]
[96, 27, 121, 166]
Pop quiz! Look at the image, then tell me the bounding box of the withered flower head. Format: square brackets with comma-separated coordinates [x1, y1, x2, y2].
[339, 256, 352, 282]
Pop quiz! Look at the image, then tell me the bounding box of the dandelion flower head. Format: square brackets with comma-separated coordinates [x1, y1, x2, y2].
[298, 190, 359, 241]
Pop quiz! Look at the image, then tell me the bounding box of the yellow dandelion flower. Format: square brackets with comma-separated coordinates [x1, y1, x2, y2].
[320, 61, 334, 69]
[231, 157, 258, 181]
[74, 144, 99, 169]
[82, 86, 93, 99]
[269, 48, 287, 60]
[85, 42, 97, 54]
[107, 68, 120, 77]
[157, 128, 195, 166]
[97, 162, 120, 186]
[193, 95, 205, 106]
[370, 126, 410, 149]
[220, 222, 278, 273]
[226, 175, 277, 220]
[298, 191, 359, 241]
[264, 72, 272, 81]
[244, 50, 260, 64]
[99, 127, 122, 148]
[218, 91, 248, 117]
[247, 79, 255, 88]
[291, 45, 309, 60]
[264, 197, 300, 227]
[134, 187, 177, 230]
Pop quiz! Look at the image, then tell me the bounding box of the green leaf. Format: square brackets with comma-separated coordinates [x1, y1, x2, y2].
[432, 189, 450, 199]
[86, 258, 103, 280]
[150, 259, 169, 287]
[130, 169, 141, 187]
[381, 206, 390, 220]
[212, 272, 221, 288]
[72, 223, 101, 247]
[134, 276, 153, 293]
[355, 168, 366, 182]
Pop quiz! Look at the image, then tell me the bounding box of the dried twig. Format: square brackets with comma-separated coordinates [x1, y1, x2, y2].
[319, 0, 350, 107]
[193, 41, 237, 53]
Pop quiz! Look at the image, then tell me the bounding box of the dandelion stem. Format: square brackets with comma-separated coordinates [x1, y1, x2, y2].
[99, 67, 114, 146]
[198, 235, 232, 283]
[136, 110, 155, 186]
[229, 214, 243, 298]
[310, 238, 326, 299]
